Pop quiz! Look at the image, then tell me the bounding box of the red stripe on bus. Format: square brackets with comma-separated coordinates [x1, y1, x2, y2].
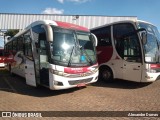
[150, 64, 160, 69]
[56, 21, 89, 32]
[64, 67, 89, 74]
[96, 46, 113, 64]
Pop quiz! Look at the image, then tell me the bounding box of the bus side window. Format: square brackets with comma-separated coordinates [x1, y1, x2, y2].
[113, 23, 141, 62]
[12, 39, 17, 55]
[24, 31, 33, 60]
[17, 36, 24, 52]
[92, 26, 111, 46]
[32, 25, 48, 68]
[39, 34, 49, 72]
[39, 34, 46, 50]
[32, 24, 47, 56]
[8, 42, 12, 55]
[39, 33, 48, 63]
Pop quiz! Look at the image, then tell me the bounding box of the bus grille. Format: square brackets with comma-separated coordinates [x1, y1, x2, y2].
[68, 78, 93, 85]
[66, 71, 95, 78]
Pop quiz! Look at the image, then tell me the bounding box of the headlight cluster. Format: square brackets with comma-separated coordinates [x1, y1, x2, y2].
[49, 68, 67, 76]
[147, 69, 157, 73]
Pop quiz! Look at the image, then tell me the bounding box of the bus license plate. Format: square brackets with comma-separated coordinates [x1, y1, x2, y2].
[77, 83, 86, 87]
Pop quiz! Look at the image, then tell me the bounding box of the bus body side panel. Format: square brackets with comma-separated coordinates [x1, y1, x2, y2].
[25, 59, 37, 87]
[96, 46, 123, 79]
[11, 51, 25, 77]
[96, 46, 113, 64]
[123, 61, 142, 82]
[24, 29, 37, 87]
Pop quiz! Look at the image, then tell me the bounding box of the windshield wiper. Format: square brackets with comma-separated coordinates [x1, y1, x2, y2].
[80, 47, 93, 65]
[68, 46, 74, 67]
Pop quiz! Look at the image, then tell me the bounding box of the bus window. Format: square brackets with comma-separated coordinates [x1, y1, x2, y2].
[39, 33, 48, 62]
[24, 32, 33, 60]
[13, 39, 17, 55]
[92, 26, 111, 46]
[17, 36, 24, 52]
[113, 23, 141, 62]
[8, 42, 12, 53]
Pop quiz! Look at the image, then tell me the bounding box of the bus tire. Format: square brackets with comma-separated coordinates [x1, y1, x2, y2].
[99, 66, 113, 82]
[9, 64, 14, 76]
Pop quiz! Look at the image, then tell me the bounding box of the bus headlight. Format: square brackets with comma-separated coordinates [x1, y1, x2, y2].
[49, 69, 64, 76]
[49, 68, 69, 77]
[150, 69, 156, 73]
[147, 69, 156, 73]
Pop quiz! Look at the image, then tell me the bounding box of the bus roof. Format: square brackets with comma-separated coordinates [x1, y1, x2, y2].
[25, 20, 89, 31]
[6, 20, 89, 43]
[55, 21, 89, 32]
[90, 19, 154, 30]
[15, 20, 88, 37]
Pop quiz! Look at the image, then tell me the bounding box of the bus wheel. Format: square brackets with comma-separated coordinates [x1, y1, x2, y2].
[99, 66, 113, 82]
[9, 64, 14, 76]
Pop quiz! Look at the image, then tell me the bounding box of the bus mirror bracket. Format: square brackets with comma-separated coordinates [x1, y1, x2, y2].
[7, 36, 11, 41]
[141, 32, 147, 45]
[91, 33, 98, 46]
[137, 28, 147, 45]
[41, 25, 53, 42]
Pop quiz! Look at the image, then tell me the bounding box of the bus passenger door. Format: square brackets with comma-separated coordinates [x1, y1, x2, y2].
[24, 33, 37, 87]
[122, 38, 142, 82]
[31, 25, 50, 87]
[113, 23, 142, 82]
[39, 35, 49, 87]
[25, 59, 37, 86]
[123, 61, 142, 82]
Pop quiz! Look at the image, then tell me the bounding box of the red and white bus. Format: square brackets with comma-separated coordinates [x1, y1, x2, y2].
[91, 20, 160, 82]
[0, 48, 6, 67]
[4, 20, 98, 90]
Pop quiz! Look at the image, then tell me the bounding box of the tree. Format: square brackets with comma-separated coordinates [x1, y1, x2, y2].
[5, 29, 19, 38]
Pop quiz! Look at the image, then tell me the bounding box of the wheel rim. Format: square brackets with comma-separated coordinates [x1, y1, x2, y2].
[102, 70, 111, 80]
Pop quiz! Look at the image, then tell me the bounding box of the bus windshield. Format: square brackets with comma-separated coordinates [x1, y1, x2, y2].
[138, 22, 160, 63]
[50, 27, 97, 67]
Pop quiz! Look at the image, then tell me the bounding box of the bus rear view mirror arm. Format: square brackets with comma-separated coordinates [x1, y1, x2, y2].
[136, 28, 147, 45]
[91, 33, 98, 46]
[141, 32, 147, 45]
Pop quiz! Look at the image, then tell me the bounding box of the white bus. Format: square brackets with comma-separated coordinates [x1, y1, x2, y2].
[4, 20, 98, 90]
[91, 20, 160, 82]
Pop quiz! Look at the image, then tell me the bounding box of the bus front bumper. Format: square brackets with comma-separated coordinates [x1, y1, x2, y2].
[142, 72, 160, 82]
[49, 71, 99, 90]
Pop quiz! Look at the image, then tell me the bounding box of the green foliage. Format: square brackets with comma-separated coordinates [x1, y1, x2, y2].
[5, 29, 19, 38]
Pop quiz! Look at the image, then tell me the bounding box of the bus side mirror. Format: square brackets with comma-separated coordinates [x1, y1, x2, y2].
[141, 32, 147, 45]
[7, 36, 11, 41]
[91, 33, 98, 46]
